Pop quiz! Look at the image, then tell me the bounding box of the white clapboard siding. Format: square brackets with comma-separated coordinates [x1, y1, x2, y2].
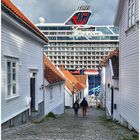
[135, 0, 139, 22]
[105, 62, 112, 116]
[104, 59, 120, 121]
[44, 83, 65, 115]
[119, 0, 139, 131]
[65, 87, 73, 108]
[1, 17, 44, 123]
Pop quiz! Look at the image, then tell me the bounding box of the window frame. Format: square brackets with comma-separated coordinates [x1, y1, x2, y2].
[128, 0, 135, 28]
[6, 58, 18, 99]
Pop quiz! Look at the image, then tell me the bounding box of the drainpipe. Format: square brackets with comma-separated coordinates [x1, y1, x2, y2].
[43, 50, 45, 118]
[63, 83, 65, 114]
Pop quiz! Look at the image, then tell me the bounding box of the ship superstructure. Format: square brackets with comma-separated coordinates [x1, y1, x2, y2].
[36, 5, 119, 71]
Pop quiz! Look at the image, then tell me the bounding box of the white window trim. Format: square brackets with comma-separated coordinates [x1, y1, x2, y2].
[128, 0, 135, 28]
[5, 57, 19, 100]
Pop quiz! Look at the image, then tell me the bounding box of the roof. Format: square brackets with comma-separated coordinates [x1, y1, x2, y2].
[44, 56, 65, 84]
[61, 70, 85, 94]
[70, 69, 98, 75]
[1, 0, 48, 43]
[74, 75, 87, 88]
[100, 48, 119, 78]
[100, 48, 119, 65]
[114, 0, 125, 26]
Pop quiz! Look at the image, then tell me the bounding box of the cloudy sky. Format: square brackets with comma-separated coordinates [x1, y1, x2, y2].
[11, 0, 118, 25]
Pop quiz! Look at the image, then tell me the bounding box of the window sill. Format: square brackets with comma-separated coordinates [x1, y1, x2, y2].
[125, 24, 136, 33]
[125, 21, 139, 34]
[6, 95, 20, 101]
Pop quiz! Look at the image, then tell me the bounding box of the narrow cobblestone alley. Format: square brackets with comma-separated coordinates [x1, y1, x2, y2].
[2, 108, 138, 140]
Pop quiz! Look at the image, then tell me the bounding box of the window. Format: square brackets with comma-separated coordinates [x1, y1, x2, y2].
[7, 60, 17, 97]
[128, 0, 135, 28]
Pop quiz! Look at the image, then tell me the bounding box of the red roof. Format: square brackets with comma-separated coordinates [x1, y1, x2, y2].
[99, 48, 119, 78]
[100, 48, 119, 65]
[61, 70, 85, 94]
[1, 0, 48, 43]
[74, 75, 87, 88]
[70, 70, 80, 75]
[44, 56, 65, 84]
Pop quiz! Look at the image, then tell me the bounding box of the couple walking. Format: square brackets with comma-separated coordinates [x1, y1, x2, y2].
[73, 97, 88, 116]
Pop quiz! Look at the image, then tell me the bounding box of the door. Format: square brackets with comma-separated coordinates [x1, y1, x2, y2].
[111, 88, 114, 115]
[30, 72, 36, 111]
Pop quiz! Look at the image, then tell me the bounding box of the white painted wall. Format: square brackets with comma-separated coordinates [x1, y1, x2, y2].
[44, 81, 65, 115]
[105, 61, 112, 116]
[65, 87, 73, 108]
[118, 0, 139, 131]
[113, 80, 120, 121]
[1, 13, 44, 123]
[84, 76, 89, 97]
[105, 60, 120, 121]
[99, 67, 106, 108]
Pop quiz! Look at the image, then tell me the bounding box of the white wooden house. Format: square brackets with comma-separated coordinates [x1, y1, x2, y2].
[44, 56, 65, 115]
[100, 48, 119, 121]
[1, 0, 48, 127]
[61, 69, 86, 108]
[74, 75, 88, 98]
[114, 0, 139, 131]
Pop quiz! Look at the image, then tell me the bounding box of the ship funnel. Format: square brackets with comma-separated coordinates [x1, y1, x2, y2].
[64, 5, 92, 25]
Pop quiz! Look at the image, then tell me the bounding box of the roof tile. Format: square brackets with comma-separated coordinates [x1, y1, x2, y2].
[99, 48, 119, 78]
[74, 75, 87, 88]
[61, 70, 85, 94]
[44, 56, 65, 84]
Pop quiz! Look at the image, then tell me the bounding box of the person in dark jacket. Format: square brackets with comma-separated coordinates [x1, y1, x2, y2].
[73, 100, 80, 116]
[80, 97, 88, 116]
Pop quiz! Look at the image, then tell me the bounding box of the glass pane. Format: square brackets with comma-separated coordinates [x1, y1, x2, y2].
[128, 18, 131, 27]
[8, 73, 11, 84]
[8, 85, 11, 95]
[129, 0, 131, 4]
[7, 62, 11, 73]
[13, 73, 16, 81]
[100, 36, 110, 40]
[132, 4, 135, 14]
[110, 36, 118, 40]
[132, 15, 135, 25]
[109, 27, 119, 34]
[128, 8, 131, 18]
[12, 68, 16, 73]
[12, 62, 16, 67]
[13, 84, 16, 94]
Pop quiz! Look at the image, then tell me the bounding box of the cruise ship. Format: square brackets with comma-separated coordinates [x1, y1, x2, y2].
[36, 5, 119, 71]
[36, 5, 119, 95]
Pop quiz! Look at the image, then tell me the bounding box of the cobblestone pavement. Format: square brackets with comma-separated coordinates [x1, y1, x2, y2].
[2, 108, 138, 140]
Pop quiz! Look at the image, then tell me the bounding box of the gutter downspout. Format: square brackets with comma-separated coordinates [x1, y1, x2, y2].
[43, 53, 45, 118]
